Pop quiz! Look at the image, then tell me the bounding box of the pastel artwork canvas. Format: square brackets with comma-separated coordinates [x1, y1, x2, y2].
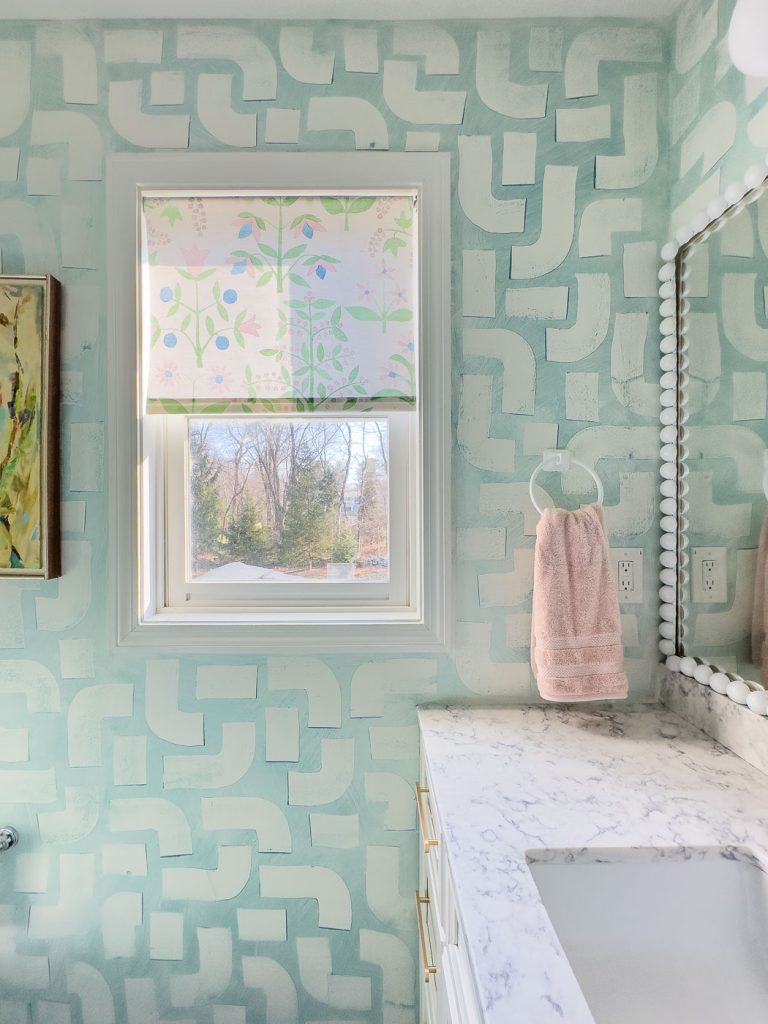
[0, 276, 59, 578]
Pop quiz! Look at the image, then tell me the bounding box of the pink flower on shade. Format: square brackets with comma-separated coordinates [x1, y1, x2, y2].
[208, 366, 233, 393]
[377, 259, 394, 278]
[156, 361, 180, 388]
[181, 246, 210, 274]
[393, 285, 408, 304]
[358, 283, 374, 300]
[240, 315, 262, 337]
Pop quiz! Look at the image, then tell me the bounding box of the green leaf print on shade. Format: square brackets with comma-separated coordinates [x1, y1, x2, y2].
[320, 195, 376, 230]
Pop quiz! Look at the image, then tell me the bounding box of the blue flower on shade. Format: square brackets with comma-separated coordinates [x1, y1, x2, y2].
[231, 259, 247, 276]
[388, 370, 397, 379]
[238, 222, 253, 238]
[215, 374, 224, 385]
[164, 333, 178, 348]
[315, 265, 326, 280]
[215, 336, 229, 351]
[160, 286, 173, 302]
[163, 368, 174, 379]
[223, 289, 238, 304]
[302, 222, 315, 239]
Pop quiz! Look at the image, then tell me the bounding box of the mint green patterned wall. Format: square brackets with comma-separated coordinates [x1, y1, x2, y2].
[0, 19, 668, 1023]
[671, 0, 768, 678]
[671, 0, 768, 222]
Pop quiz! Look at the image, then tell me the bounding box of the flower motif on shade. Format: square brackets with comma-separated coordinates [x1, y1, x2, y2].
[155, 361, 180, 387]
[313, 259, 335, 281]
[208, 366, 233, 393]
[358, 283, 374, 301]
[240, 315, 262, 337]
[378, 260, 394, 278]
[398, 334, 415, 355]
[181, 246, 210, 274]
[227, 256, 252, 277]
[293, 216, 325, 240]
[233, 216, 261, 241]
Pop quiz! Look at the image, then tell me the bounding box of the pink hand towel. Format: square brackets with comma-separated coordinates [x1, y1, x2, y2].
[751, 517, 768, 685]
[531, 503, 628, 702]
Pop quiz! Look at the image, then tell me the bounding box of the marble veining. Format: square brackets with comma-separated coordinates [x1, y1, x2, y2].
[418, 705, 768, 1024]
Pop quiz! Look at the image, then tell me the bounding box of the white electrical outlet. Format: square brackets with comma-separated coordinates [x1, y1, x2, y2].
[692, 547, 727, 604]
[609, 548, 643, 604]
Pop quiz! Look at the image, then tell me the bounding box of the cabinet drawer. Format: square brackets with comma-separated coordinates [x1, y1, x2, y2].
[418, 743, 480, 1024]
[449, 918, 483, 1024]
[417, 887, 455, 1024]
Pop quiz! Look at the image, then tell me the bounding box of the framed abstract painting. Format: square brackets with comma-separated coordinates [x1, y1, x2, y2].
[0, 275, 60, 579]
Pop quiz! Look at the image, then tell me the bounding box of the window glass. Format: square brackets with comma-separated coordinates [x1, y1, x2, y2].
[188, 418, 390, 583]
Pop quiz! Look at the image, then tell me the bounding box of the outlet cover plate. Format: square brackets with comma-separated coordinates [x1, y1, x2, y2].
[692, 546, 727, 604]
[609, 548, 643, 604]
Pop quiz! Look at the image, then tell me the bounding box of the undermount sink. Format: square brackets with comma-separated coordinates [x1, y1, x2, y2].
[527, 848, 768, 1024]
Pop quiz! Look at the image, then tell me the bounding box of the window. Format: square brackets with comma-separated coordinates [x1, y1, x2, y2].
[109, 154, 450, 652]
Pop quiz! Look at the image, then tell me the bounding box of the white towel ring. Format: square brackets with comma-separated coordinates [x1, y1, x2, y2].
[529, 449, 604, 516]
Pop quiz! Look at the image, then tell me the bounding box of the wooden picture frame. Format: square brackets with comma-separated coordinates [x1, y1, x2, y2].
[0, 275, 60, 579]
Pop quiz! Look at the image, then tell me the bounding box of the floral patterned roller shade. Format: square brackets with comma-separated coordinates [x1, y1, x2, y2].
[141, 193, 418, 414]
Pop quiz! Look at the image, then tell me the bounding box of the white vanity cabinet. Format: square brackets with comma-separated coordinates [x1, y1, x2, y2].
[416, 754, 483, 1024]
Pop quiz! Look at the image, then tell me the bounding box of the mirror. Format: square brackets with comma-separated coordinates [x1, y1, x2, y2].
[673, 182, 768, 687]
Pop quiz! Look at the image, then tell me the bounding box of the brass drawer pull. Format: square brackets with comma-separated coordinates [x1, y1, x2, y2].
[416, 784, 439, 853]
[416, 892, 437, 983]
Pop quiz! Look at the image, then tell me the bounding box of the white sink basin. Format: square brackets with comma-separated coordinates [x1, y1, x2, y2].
[528, 849, 768, 1024]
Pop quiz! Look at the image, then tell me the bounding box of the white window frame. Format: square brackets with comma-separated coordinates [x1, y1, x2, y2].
[108, 152, 451, 653]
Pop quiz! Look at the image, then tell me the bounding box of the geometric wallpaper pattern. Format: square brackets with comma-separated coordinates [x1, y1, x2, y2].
[671, 0, 768, 678]
[0, 6, 759, 1021]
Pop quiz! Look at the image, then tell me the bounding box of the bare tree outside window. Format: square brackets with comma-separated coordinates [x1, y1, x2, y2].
[188, 419, 389, 581]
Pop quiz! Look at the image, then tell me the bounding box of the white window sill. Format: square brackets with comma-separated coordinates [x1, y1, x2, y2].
[117, 612, 449, 654]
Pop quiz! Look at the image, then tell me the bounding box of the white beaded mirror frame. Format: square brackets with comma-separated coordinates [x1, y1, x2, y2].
[658, 161, 768, 718]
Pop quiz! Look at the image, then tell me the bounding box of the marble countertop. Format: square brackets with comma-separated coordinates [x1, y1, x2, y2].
[418, 705, 768, 1024]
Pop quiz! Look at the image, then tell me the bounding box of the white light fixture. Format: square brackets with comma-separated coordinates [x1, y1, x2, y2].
[728, 0, 768, 76]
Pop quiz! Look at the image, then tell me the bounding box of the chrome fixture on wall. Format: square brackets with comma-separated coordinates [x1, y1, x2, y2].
[0, 827, 19, 853]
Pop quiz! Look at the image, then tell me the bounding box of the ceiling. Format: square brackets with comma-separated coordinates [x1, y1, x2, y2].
[1, 0, 686, 19]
